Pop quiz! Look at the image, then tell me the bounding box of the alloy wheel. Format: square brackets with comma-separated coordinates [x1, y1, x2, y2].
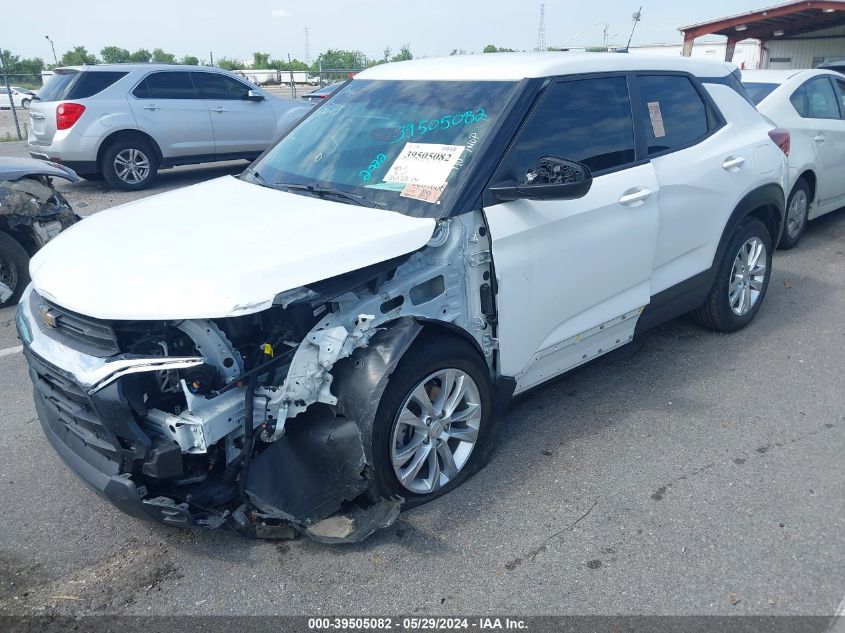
[786, 189, 808, 239]
[0, 251, 18, 298]
[729, 236, 767, 316]
[113, 148, 151, 184]
[390, 368, 482, 494]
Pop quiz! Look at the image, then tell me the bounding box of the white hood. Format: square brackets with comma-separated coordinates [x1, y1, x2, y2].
[30, 176, 436, 320]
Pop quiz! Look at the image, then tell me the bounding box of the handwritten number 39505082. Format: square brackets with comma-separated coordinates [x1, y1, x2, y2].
[390, 109, 487, 144]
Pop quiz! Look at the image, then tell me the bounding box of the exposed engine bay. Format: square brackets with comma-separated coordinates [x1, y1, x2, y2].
[20, 210, 498, 542]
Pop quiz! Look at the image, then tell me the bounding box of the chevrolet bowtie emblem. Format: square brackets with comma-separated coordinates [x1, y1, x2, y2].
[38, 306, 58, 328]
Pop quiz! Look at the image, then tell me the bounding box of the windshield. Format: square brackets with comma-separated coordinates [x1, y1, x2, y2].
[742, 82, 779, 105]
[252, 79, 520, 217]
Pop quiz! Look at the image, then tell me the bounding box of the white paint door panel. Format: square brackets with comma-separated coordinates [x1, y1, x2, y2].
[485, 164, 659, 382]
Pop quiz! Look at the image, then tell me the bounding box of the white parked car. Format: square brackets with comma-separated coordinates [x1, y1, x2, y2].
[0, 86, 36, 109]
[27, 64, 312, 190]
[16, 53, 787, 543]
[743, 69, 845, 248]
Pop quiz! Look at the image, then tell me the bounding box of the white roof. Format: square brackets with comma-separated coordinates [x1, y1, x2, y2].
[741, 68, 840, 85]
[356, 52, 737, 82]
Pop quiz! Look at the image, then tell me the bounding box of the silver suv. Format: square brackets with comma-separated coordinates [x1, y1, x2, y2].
[28, 64, 311, 190]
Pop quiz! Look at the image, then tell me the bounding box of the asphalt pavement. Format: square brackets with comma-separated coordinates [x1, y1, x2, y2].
[0, 144, 842, 617]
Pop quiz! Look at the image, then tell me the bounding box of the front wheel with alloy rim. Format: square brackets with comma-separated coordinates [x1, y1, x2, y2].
[778, 179, 810, 250]
[102, 139, 158, 190]
[693, 217, 773, 332]
[369, 335, 496, 506]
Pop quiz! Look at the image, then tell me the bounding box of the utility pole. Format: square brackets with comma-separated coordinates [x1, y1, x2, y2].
[44, 35, 58, 66]
[626, 7, 642, 51]
[288, 54, 295, 99]
[535, 3, 547, 52]
[0, 51, 22, 140]
[602, 24, 609, 50]
[210, 51, 214, 66]
[304, 28, 311, 66]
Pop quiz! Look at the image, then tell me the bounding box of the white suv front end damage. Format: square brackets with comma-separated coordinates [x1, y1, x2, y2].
[16, 175, 498, 541]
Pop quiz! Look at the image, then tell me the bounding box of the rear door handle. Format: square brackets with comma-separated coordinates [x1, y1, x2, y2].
[143, 104, 161, 111]
[618, 187, 653, 207]
[211, 106, 227, 113]
[814, 134, 826, 143]
[722, 156, 746, 171]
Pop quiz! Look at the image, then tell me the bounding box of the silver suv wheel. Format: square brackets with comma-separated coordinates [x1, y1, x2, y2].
[390, 368, 482, 495]
[113, 148, 151, 185]
[729, 236, 767, 316]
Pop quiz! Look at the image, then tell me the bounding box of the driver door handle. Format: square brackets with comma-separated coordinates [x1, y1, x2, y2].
[142, 104, 161, 111]
[211, 106, 227, 113]
[814, 133, 826, 143]
[618, 187, 653, 207]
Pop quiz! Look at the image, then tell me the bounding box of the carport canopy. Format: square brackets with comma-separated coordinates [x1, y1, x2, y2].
[680, 0, 845, 61]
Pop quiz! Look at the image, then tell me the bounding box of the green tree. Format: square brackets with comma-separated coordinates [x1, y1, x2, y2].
[449, 48, 467, 56]
[180, 55, 200, 66]
[100, 46, 131, 63]
[216, 57, 242, 70]
[0, 50, 44, 76]
[60, 46, 97, 66]
[483, 44, 516, 53]
[316, 49, 365, 70]
[382, 46, 392, 62]
[390, 44, 412, 62]
[128, 49, 152, 63]
[252, 52, 271, 68]
[152, 48, 176, 64]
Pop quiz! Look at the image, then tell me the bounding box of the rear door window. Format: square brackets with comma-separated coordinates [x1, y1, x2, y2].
[499, 75, 636, 178]
[134, 72, 198, 99]
[633, 74, 711, 155]
[192, 72, 250, 99]
[790, 76, 840, 119]
[833, 77, 845, 116]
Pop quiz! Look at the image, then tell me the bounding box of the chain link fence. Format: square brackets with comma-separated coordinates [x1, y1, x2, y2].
[0, 73, 44, 141]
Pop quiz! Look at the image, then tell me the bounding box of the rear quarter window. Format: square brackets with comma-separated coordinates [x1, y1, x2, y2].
[743, 82, 779, 105]
[65, 72, 127, 99]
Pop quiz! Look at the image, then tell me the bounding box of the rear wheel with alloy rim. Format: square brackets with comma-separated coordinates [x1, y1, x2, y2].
[102, 139, 158, 190]
[693, 217, 773, 332]
[778, 179, 810, 250]
[369, 334, 495, 506]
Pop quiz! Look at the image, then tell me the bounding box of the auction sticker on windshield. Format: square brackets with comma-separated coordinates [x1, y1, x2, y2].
[384, 143, 464, 186]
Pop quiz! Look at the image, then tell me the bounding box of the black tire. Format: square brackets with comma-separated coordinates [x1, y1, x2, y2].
[0, 232, 31, 308]
[102, 138, 158, 191]
[77, 172, 104, 181]
[693, 217, 773, 332]
[778, 179, 810, 250]
[367, 333, 497, 508]
[21, 98, 31, 110]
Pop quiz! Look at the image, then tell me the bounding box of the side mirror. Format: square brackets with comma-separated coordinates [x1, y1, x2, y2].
[244, 89, 265, 101]
[490, 157, 593, 202]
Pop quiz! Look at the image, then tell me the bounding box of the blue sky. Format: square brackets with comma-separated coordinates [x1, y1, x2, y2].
[5, 0, 778, 63]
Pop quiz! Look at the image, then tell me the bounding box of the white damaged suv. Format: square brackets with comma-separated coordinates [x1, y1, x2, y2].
[17, 53, 787, 543]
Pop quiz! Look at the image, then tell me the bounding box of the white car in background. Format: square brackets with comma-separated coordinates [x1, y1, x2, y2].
[0, 86, 36, 109]
[742, 69, 845, 248]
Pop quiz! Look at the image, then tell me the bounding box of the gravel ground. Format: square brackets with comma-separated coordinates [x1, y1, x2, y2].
[0, 140, 842, 618]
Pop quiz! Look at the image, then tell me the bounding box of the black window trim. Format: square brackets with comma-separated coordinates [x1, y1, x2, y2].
[825, 74, 845, 119]
[630, 70, 727, 160]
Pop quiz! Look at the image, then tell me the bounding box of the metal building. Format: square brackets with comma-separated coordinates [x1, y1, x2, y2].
[679, 0, 845, 69]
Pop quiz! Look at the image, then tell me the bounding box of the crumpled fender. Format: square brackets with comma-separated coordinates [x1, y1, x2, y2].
[331, 316, 424, 464]
[240, 318, 423, 543]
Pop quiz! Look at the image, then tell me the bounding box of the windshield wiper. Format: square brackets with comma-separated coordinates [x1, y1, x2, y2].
[274, 182, 381, 208]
